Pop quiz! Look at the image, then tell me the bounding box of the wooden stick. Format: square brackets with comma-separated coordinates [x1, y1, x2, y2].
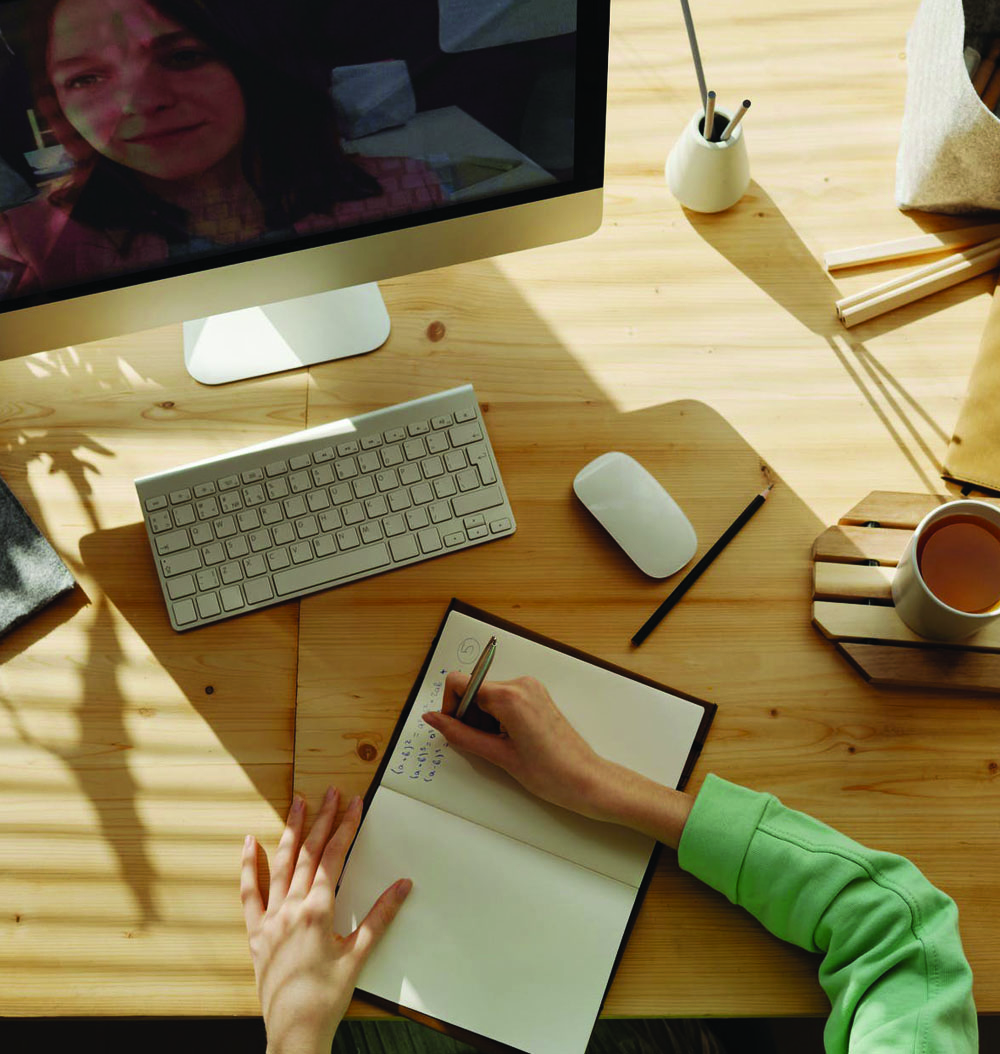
[835, 236, 1000, 314]
[824, 222, 1000, 271]
[703, 89, 716, 140]
[838, 241, 1000, 328]
[973, 37, 1000, 95]
[720, 99, 750, 141]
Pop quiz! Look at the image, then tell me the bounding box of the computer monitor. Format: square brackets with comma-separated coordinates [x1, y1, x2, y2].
[0, 0, 608, 384]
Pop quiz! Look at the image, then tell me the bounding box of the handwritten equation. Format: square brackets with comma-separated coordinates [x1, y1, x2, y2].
[389, 668, 450, 782]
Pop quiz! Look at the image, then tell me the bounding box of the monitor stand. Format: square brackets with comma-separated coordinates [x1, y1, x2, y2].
[182, 282, 390, 385]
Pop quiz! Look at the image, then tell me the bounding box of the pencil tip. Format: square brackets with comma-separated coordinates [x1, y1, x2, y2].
[743, 99, 751, 107]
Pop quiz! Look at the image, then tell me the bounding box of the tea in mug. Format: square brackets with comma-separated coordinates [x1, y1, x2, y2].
[916, 513, 1000, 613]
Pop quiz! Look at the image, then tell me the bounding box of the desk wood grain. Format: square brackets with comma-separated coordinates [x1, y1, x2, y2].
[2, 0, 999, 1020]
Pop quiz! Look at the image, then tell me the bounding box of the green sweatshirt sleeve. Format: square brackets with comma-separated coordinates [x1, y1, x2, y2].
[677, 774, 977, 1053]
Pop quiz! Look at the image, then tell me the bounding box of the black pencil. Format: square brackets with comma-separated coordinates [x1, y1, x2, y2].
[631, 482, 774, 646]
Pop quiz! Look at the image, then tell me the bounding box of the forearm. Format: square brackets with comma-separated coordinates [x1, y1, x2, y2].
[586, 759, 694, 849]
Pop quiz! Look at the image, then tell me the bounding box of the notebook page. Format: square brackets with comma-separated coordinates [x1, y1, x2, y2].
[334, 785, 637, 1054]
[381, 609, 705, 887]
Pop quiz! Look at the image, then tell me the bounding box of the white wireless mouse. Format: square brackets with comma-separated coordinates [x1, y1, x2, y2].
[573, 452, 697, 578]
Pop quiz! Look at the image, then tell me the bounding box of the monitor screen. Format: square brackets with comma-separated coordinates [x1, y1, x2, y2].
[0, 0, 603, 317]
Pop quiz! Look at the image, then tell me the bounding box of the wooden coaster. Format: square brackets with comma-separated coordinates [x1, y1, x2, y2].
[812, 491, 1000, 694]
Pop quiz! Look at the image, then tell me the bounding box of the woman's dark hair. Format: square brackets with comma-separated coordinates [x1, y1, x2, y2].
[20, 0, 381, 245]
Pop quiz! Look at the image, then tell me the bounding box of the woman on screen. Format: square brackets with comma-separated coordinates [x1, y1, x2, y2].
[0, 0, 443, 299]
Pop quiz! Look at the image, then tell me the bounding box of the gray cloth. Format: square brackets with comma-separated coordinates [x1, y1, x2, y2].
[0, 473, 75, 638]
[896, 0, 1000, 214]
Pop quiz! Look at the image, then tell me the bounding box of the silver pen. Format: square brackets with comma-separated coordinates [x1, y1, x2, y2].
[455, 636, 497, 722]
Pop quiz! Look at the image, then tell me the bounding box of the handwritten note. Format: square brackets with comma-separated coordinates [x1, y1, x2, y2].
[388, 667, 451, 783]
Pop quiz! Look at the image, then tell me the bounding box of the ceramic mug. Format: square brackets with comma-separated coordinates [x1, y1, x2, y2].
[891, 498, 1000, 640]
[665, 108, 750, 213]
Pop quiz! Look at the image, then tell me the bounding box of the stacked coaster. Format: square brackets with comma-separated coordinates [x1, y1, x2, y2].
[0, 474, 76, 638]
[812, 491, 1000, 694]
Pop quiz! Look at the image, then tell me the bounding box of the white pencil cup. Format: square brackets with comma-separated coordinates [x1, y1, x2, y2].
[665, 109, 750, 213]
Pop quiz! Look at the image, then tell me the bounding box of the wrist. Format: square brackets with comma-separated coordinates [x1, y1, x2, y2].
[587, 759, 694, 849]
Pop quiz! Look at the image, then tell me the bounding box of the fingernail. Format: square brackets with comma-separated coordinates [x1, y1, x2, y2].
[325, 786, 338, 804]
[244, 834, 253, 850]
[422, 711, 439, 724]
[292, 794, 304, 813]
[350, 795, 363, 812]
[396, 878, 413, 896]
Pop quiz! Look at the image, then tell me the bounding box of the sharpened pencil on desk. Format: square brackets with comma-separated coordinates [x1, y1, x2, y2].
[631, 482, 774, 646]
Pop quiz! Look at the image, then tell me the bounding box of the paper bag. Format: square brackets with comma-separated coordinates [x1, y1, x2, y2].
[943, 281, 1000, 491]
[896, 0, 1000, 214]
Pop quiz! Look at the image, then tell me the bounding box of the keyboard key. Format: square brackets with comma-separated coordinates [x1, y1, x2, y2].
[313, 446, 335, 464]
[221, 586, 245, 611]
[238, 509, 261, 532]
[443, 531, 465, 547]
[383, 514, 406, 537]
[197, 593, 221, 619]
[218, 475, 240, 491]
[383, 428, 405, 443]
[172, 599, 197, 625]
[365, 495, 388, 518]
[468, 524, 489, 540]
[404, 438, 427, 460]
[353, 476, 376, 499]
[418, 528, 442, 553]
[169, 488, 192, 505]
[452, 486, 503, 518]
[220, 561, 243, 584]
[389, 534, 419, 561]
[490, 517, 513, 533]
[456, 469, 479, 492]
[375, 470, 398, 492]
[267, 548, 291, 570]
[426, 432, 449, 455]
[360, 522, 382, 545]
[265, 460, 288, 477]
[361, 434, 382, 449]
[329, 484, 353, 505]
[241, 468, 264, 484]
[243, 484, 266, 506]
[261, 503, 284, 525]
[406, 420, 429, 436]
[156, 529, 190, 556]
[406, 507, 429, 531]
[454, 407, 477, 423]
[290, 471, 311, 493]
[161, 549, 202, 577]
[307, 489, 331, 512]
[220, 491, 243, 513]
[194, 482, 217, 498]
[203, 542, 226, 565]
[245, 578, 275, 605]
[149, 510, 173, 533]
[319, 509, 343, 532]
[342, 503, 365, 526]
[336, 458, 358, 480]
[444, 450, 466, 472]
[173, 505, 197, 527]
[267, 478, 289, 500]
[312, 464, 335, 487]
[196, 568, 220, 591]
[226, 535, 249, 559]
[145, 495, 168, 512]
[434, 476, 457, 499]
[422, 456, 445, 478]
[388, 489, 411, 512]
[411, 482, 433, 505]
[399, 464, 421, 487]
[273, 544, 390, 596]
[429, 502, 451, 524]
[196, 497, 220, 520]
[295, 516, 318, 539]
[290, 542, 312, 564]
[313, 534, 337, 557]
[358, 452, 380, 474]
[380, 445, 404, 467]
[284, 496, 307, 519]
[449, 422, 483, 446]
[250, 529, 273, 551]
[274, 523, 295, 546]
[337, 440, 360, 456]
[289, 454, 311, 471]
[465, 514, 486, 529]
[431, 414, 453, 429]
[167, 574, 196, 600]
[243, 554, 267, 577]
[191, 523, 214, 546]
[336, 527, 361, 550]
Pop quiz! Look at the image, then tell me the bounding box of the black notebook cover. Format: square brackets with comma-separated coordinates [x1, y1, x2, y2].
[0, 474, 76, 639]
[343, 599, 716, 1054]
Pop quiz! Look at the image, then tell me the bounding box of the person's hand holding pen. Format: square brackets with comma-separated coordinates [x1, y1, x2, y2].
[422, 673, 694, 848]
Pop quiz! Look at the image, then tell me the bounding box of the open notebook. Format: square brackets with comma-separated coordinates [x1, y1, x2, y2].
[333, 600, 715, 1054]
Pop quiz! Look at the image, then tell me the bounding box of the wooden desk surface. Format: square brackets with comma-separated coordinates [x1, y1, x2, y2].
[3, 0, 999, 1021]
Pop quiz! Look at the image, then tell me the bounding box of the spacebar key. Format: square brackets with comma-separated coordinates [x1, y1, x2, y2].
[273, 544, 390, 596]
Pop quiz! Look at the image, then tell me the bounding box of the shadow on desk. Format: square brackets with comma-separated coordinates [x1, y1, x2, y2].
[685, 181, 968, 495]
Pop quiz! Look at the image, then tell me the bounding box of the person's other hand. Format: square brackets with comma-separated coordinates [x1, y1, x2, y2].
[241, 788, 411, 1054]
[422, 673, 614, 820]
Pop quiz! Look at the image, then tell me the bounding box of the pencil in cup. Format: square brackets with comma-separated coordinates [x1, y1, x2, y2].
[836, 236, 1000, 328]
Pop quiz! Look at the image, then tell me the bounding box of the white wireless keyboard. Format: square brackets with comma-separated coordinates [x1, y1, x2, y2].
[135, 385, 516, 631]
